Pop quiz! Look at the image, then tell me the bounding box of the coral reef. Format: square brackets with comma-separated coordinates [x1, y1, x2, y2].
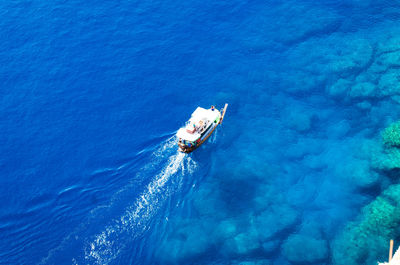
[362, 121, 400, 172]
[332, 184, 400, 265]
[382, 120, 400, 147]
[371, 147, 400, 172]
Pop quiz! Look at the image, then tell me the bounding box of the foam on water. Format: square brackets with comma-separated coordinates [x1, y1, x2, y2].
[84, 139, 196, 264]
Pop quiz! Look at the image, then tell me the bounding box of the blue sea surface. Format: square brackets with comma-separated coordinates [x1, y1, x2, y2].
[2, 0, 400, 264]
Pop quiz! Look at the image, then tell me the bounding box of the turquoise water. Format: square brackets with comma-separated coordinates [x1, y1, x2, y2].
[1, 0, 400, 264]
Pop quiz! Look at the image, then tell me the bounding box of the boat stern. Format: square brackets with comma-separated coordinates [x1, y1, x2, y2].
[178, 143, 194, 153]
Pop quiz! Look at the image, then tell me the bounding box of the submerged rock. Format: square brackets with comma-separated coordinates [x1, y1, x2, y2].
[274, 3, 342, 45]
[221, 228, 261, 256]
[378, 70, 400, 98]
[377, 35, 400, 54]
[375, 51, 400, 70]
[281, 33, 375, 98]
[348, 82, 376, 99]
[356, 101, 372, 110]
[192, 184, 226, 218]
[328, 38, 373, 75]
[287, 35, 373, 76]
[335, 160, 380, 190]
[231, 259, 272, 265]
[283, 137, 324, 160]
[285, 107, 315, 133]
[255, 204, 298, 241]
[214, 218, 239, 241]
[283, 234, 328, 264]
[294, 30, 400, 104]
[332, 184, 400, 265]
[277, 70, 326, 95]
[327, 78, 352, 99]
[156, 219, 213, 263]
[261, 239, 280, 254]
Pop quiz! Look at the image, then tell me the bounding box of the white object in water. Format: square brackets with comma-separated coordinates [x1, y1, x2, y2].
[176, 104, 228, 153]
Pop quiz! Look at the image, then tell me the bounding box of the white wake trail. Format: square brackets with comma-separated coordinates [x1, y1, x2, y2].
[85, 141, 196, 264]
[119, 152, 185, 229]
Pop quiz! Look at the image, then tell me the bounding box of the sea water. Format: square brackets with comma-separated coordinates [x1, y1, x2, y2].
[1, 0, 400, 264]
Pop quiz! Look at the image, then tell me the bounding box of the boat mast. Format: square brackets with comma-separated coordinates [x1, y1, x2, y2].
[390, 239, 394, 263]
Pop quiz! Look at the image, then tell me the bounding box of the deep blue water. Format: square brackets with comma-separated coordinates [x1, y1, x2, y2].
[2, 0, 400, 264]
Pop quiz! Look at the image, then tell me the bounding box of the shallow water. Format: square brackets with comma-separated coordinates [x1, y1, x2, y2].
[1, 0, 400, 264]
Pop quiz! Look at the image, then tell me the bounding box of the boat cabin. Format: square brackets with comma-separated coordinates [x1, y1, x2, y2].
[176, 104, 227, 153]
[176, 107, 220, 146]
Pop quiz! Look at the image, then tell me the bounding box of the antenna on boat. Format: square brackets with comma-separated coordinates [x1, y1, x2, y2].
[379, 239, 400, 264]
[389, 239, 394, 262]
[219, 103, 228, 124]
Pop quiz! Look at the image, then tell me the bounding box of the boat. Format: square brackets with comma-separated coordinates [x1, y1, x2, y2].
[176, 103, 228, 153]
